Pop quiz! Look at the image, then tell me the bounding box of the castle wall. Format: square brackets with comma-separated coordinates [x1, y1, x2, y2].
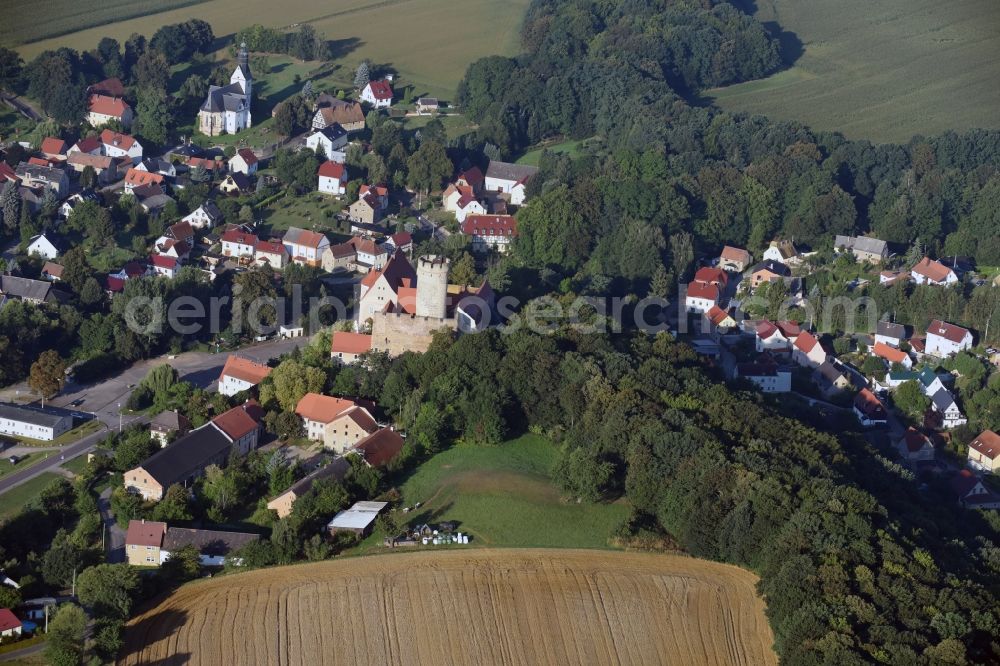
[371, 312, 457, 356]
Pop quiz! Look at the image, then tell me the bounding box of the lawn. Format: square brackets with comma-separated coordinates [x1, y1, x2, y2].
[60, 454, 92, 476]
[17, 0, 531, 99]
[0, 452, 45, 480]
[515, 137, 592, 166]
[0, 472, 63, 520]
[383, 434, 630, 550]
[709, 0, 1000, 142]
[397, 113, 478, 141]
[257, 192, 351, 238]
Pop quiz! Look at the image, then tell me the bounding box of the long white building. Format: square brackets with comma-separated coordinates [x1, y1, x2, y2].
[0, 402, 73, 441]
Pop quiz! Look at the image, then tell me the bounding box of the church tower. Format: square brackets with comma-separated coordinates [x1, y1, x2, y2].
[231, 42, 253, 99]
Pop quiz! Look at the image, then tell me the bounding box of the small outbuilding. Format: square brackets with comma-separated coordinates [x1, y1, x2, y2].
[326, 500, 389, 537]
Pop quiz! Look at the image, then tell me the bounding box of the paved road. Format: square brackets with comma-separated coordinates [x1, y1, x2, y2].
[0, 335, 311, 497]
[98, 486, 126, 563]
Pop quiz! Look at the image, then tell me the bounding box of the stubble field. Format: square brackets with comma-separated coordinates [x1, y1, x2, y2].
[710, 0, 1000, 142]
[119, 549, 777, 665]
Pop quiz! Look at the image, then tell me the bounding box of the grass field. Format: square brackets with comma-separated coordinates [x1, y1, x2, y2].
[0, 452, 44, 480]
[709, 0, 1000, 142]
[0, 472, 62, 520]
[387, 435, 630, 549]
[120, 549, 777, 665]
[16, 0, 530, 99]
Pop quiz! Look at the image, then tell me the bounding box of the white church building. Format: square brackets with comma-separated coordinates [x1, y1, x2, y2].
[197, 43, 253, 136]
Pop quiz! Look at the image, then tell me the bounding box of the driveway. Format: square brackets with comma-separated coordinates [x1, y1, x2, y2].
[98, 486, 126, 563]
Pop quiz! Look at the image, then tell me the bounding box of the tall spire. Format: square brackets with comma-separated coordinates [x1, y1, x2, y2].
[238, 42, 250, 77]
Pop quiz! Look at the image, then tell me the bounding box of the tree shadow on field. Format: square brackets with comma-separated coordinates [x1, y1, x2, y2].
[762, 21, 805, 67]
[118, 609, 189, 662]
[327, 37, 363, 61]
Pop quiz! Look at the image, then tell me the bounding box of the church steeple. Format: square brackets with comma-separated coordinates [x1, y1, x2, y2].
[231, 42, 252, 98]
[237, 42, 250, 78]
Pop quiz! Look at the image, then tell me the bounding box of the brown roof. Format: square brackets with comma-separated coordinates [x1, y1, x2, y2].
[706, 305, 732, 327]
[339, 406, 379, 434]
[365, 79, 394, 100]
[100, 129, 137, 151]
[331, 331, 373, 355]
[693, 267, 728, 287]
[873, 342, 907, 364]
[67, 152, 114, 170]
[354, 428, 404, 467]
[911, 257, 953, 283]
[220, 355, 272, 386]
[88, 94, 130, 118]
[794, 331, 820, 353]
[969, 430, 1000, 461]
[686, 281, 719, 301]
[125, 519, 166, 547]
[359, 251, 416, 290]
[317, 100, 365, 126]
[41, 261, 64, 278]
[124, 168, 163, 187]
[211, 401, 262, 440]
[40, 137, 67, 155]
[720, 245, 750, 264]
[853, 388, 886, 419]
[901, 428, 932, 453]
[295, 393, 359, 423]
[318, 161, 345, 179]
[234, 148, 258, 165]
[926, 319, 970, 344]
[88, 77, 126, 98]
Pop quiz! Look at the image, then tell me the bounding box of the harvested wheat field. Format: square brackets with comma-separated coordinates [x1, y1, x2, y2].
[119, 549, 777, 666]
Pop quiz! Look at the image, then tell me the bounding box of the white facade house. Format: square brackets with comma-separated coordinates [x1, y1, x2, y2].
[218, 355, 272, 397]
[684, 281, 719, 314]
[925, 320, 973, 357]
[736, 364, 791, 393]
[484, 161, 538, 206]
[100, 129, 143, 164]
[220, 229, 258, 258]
[0, 403, 73, 441]
[931, 389, 967, 429]
[282, 227, 330, 267]
[460, 214, 518, 253]
[306, 125, 348, 158]
[360, 80, 393, 108]
[911, 257, 958, 286]
[26, 234, 59, 260]
[182, 201, 222, 229]
[317, 161, 348, 196]
[228, 149, 258, 175]
[874, 321, 906, 348]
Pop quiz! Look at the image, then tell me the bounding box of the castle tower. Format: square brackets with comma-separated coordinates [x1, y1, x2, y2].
[416, 255, 449, 319]
[231, 42, 253, 99]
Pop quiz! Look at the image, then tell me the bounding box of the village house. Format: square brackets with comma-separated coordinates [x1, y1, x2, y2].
[925, 319, 973, 357]
[748, 260, 790, 290]
[951, 470, 1000, 509]
[123, 403, 262, 500]
[331, 331, 374, 364]
[149, 410, 192, 446]
[735, 363, 791, 393]
[872, 342, 912, 369]
[100, 129, 143, 164]
[66, 152, 122, 183]
[763, 239, 799, 264]
[897, 428, 935, 463]
[267, 458, 351, 518]
[306, 125, 348, 157]
[352, 428, 405, 468]
[317, 160, 348, 195]
[930, 388, 966, 429]
[221, 228, 258, 259]
[182, 201, 222, 229]
[218, 355, 272, 396]
[26, 234, 59, 260]
[792, 331, 826, 368]
[327, 501, 389, 537]
[853, 388, 888, 427]
[0, 608, 23, 640]
[323, 406, 381, 453]
[911, 257, 958, 286]
[123, 168, 164, 194]
[198, 43, 253, 136]
[484, 161, 538, 206]
[294, 393, 368, 443]
[283, 227, 330, 267]
[444, 186, 487, 223]
[352, 237, 388, 270]
[813, 360, 852, 397]
[347, 194, 384, 227]
[41, 261, 63, 282]
[39, 137, 67, 161]
[461, 214, 518, 253]
[967, 430, 1000, 473]
[383, 231, 413, 255]
[685, 281, 719, 314]
[135, 157, 176, 178]
[87, 93, 133, 129]
[834, 235, 889, 263]
[875, 321, 907, 348]
[217, 173, 252, 195]
[0, 275, 61, 305]
[228, 148, 258, 175]
[125, 520, 259, 567]
[703, 305, 736, 340]
[253, 239, 287, 269]
[68, 136, 102, 157]
[0, 402, 73, 441]
[415, 98, 438, 114]
[322, 242, 358, 273]
[312, 98, 365, 132]
[150, 254, 180, 278]
[361, 79, 394, 108]
[718, 246, 752, 272]
[755, 320, 800, 352]
[15, 162, 68, 198]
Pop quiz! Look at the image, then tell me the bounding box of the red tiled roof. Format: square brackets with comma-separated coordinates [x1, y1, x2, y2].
[873, 342, 907, 364]
[794, 331, 819, 353]
[40, 137, 67, 155]
[295, 393, 359, 423]
[318, 161, 345, 179]
[775, 321, 801, 338]
[331, 331, 373, 355]
[187, 156, 220, 170]
[221, 229, 258, 246]
[686, 280, 719, 301]
[456, 166, 484, 189]
[285, 228, 328, 249]
[0, 162, 15, 182]
[150, 254, 178, 269]
[694, 267, 728, 287]
[460, 214, 518, 236]
[354, 428, 404, 467]
[27, 157, 50, 166]
[125, 519, 166, 547]
[359, 184, 388, 198]
[969, 430, 1000, 461]
[106, 276, 126, 292]
[706, 305, 732, 327]
[212, 401, 262, 440]
[89, 77, 126, 98]
[720, 245, 750, 263]
[88, 94, 130, 118]
[124, 168, 163, 187]
[220, 355, 272, 385]
[254, 239, 285, 256]
[234, 148, 258, 165]
[951, 469, 980, 498]
[366, 79, 393, 101]
[0, 608, 21, 633]
[100, 128, 137, 151]
[902, 428, 931, 453]
[926, 319, 970, 344]
[911, 257, 954, 283]
[391, 231, 412, 246]
[342, 406, 379, 434]
[72, 136, 102, 154]
[756, 320, 781, 340]
[169, 221, 194, 240]
[359, 251, 416, 290]
[854, 388, 886, 418]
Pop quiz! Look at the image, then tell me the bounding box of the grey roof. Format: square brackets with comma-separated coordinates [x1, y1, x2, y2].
[136, 422, 232, 488]
[813, 360, 846, 385]
[162, 526, 259, 556]
[835, 235, 887, 255]
[485, 160, 538, 184]
[201, 83, 247, 113]
[749, 260, 790, 277]
[1, 275, 53, 302]
[150, 410, 192, 433]
[317, 124, 346, 142]
[876, 321, 906, 339]
[931, 388, 958, 412]
[15, 162, 66, 183]
[141, 194, 175, 211]
[0, 402, 71, 428]
[198, 200, 222, 221]
[284, 458, 351, 498]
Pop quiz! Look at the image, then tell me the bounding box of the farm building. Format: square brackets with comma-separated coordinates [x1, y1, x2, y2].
[327, 501, 389, 537]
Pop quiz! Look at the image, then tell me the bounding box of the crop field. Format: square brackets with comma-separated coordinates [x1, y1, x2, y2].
[15, 0, 530, 99]
[710, 0, 1000, 142]
[120, 549, 777, 665]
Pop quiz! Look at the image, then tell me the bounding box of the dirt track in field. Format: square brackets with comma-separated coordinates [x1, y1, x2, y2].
[119, 549, 777, 665]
